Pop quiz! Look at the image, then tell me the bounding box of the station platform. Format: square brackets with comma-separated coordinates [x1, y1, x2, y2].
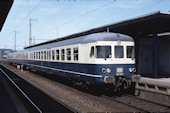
[136, 76, 170, 101]
[140, 77, 170, 87]
[0, 73, 28, 113]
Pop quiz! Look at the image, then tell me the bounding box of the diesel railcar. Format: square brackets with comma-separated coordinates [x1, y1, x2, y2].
[7, 32, 139, 92]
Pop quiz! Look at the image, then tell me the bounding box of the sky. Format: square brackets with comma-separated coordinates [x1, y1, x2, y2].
[0, 0, 170, 50]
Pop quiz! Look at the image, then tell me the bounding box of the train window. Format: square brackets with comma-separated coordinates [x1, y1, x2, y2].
[61, 49, 65, 60]
[67, 48, 71, 60]
[115, 46, 124, 58]
[31, 53, 33, 59]
[96, 46, 111, 58]
[52, 50, 55, 60]
[36, 52, 38, 59]
[30, 53, 32, 59]
[49, 51, 51, 60]
[90, 46, 94, 58]
[47, 51, 49, 60]
[41, 51, 43, 60]
[73, 48, 78, 61]
[44, 51, 46, 60]
[39, 52, 41, 59]
[127, 46, 135, 58]
[34, 52, 36, 59]
[56, 50, 59, 60]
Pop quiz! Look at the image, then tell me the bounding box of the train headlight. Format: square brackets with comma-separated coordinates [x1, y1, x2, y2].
[133, 68, 136, 72]
[129, 68, 133, 72]
[102, 68, 106, 73]
[129, 68, 136, 73]
[106, 68, 111, 73]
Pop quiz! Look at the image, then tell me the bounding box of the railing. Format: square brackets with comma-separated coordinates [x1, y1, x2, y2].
[135, 77, 170, 96]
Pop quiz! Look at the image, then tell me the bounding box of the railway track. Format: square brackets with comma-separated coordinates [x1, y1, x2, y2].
[102, 94, 170, 112]
[0, 64, 78, 113]
[2, 62, 170, 112]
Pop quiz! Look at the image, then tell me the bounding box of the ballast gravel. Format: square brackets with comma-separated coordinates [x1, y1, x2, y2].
[3, 62, 141, 112]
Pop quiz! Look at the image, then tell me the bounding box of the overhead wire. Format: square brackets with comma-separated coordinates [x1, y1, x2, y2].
[34, 1, 75, 36]
[3, 0, 43, 50]
[15, 0, 43, 30]
[38, 0, 114, 39]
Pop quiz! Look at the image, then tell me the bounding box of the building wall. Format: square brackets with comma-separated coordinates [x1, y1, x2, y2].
[138, 37, 170, 77]
[139, 38, 153, 76]
[158, 38, 170, 76]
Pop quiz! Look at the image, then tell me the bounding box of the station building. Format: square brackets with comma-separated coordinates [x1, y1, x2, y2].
[28, 11, 170, 78]
[0, 0, 13, 31]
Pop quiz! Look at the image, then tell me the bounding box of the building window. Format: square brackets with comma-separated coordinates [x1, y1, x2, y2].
[67, 48, 71, 60]
[52, 50, 55, 60]
[56, 50, 59, 60]
[73, 47, 78, 61]
[61, 49, 65, 60]
[115, 46, 124, 58]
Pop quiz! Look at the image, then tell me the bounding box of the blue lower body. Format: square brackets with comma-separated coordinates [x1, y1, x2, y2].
[8, 59, 135, 84]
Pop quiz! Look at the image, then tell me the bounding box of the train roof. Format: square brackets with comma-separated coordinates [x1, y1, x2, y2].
[26, 32, 133, 51]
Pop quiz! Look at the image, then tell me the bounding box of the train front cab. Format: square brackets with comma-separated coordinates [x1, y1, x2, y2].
[85, 41, 138, 91]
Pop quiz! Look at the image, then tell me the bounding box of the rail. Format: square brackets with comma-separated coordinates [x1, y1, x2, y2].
[102, 95, 170, 112]
[0, 68, 42, 113]
[0, 64, 79, 113]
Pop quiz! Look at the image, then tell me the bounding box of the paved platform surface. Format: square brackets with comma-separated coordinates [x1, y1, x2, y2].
[0, 72, 28, 113]
[0, 73, 18, 113]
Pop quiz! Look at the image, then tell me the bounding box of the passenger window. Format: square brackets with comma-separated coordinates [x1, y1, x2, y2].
[39, 52, 40, 59]
[56, 50, 59, 60]
[127, 46, 135, 58]
[115, 46, 124, 58]
[32, 53, 33, 59]
[41, 51, 43, 60]
[34, 52, 36, 59]
[52, 50, 55, 60]
[47, 51, 49, 60]
[49, 51, 51, 60]
[36, 52, 38, 59]
[90, 46, 94, 58]
[67, 48, 71, 60]
[61, 49, 65, 60]
[96, 46, 111, 58]
[73, 48, 78, 61]
[30, 53, 32, 59]
[44, 51, 46, 60]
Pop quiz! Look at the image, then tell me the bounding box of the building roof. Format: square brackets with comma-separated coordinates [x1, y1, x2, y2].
[25, 11, 170, 49]
[0, 0, 13, 31]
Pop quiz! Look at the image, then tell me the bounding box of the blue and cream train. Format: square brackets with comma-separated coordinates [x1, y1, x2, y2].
[7, 32, 139, 91]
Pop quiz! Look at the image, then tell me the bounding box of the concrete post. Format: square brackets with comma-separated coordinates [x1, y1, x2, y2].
[153, 32, 158, 78]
